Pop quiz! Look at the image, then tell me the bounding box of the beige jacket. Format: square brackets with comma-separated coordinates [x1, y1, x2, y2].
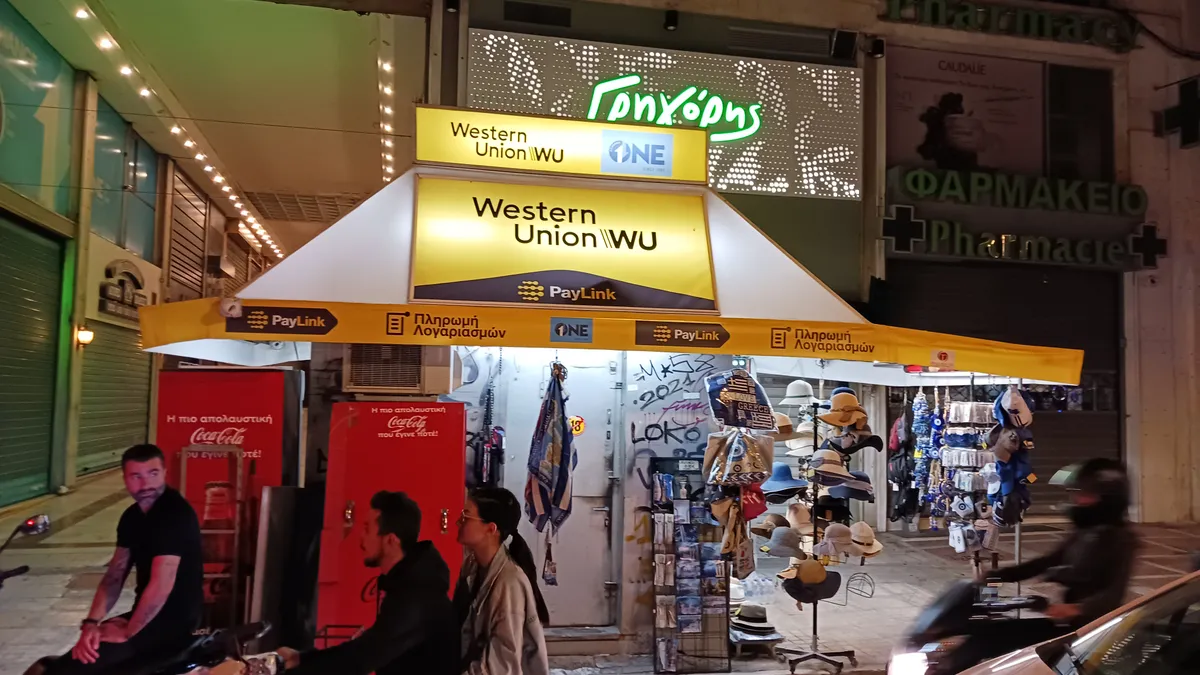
[459, 547, 549, 675]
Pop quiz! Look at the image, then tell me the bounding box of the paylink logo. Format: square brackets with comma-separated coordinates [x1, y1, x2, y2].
[652, 324, 672, 343]
[517, 280, 545, 301]
[599, 129, 673, 178]
[550, 286, 616, 303]
[245, 310, 270, 330]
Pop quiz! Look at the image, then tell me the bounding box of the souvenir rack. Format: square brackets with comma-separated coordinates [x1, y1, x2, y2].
[649, 457, 731, 674]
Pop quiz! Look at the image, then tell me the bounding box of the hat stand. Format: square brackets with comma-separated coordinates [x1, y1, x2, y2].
[775, 402, 858, 674]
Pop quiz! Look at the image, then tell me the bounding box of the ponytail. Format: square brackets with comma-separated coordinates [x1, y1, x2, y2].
[506, 531, 551, 624]
[468, 487, 552, 625]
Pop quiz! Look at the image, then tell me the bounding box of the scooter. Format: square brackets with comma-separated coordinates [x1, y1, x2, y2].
[887, 580, 1049, 675]
[150, 621, 283, 674]
[0, 514, 51, 589]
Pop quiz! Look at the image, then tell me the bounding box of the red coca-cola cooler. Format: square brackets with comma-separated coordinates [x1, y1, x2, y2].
[316, 402, 465, 642]
[156, 369, 302, 629]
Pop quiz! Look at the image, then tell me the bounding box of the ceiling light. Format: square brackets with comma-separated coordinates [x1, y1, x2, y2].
[382, 124, 392, 132]
[194, 153, 205, 160]
[384, 154, 393, 161]
[203, 165, 213, 172]
[213, 175, 225, 183]
[382, 86, 393, 95]
[382, 106, 393, 115]
[234, 202, 242, 208]
[183, 140, 194, 148]
[98, 37, 114, 50]
[385, 166, 394, 173]
[663, 9, 679, 31]
[221, 186, 231, 192]
[381, 61, 392, 72]
[228, 195, 237, 201]
[75, 8, 89, 19]
[384, 140, 393, 148]
[383, 176, 391, 182]
[138, 88, 151, 97]
[446, 0, 459, 12]
[252, 224, 263, 232]
[275, 252, 283, 259]
[119, 66, 133, 76]
[240, 210, 249, 216]
[170, 126, 181, 134]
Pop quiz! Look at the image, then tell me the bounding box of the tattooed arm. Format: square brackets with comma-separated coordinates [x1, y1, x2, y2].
[119, 555, 180, 639]
[72, 548, 132, 662]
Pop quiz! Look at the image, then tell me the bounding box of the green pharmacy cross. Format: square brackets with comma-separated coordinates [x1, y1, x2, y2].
[586, 74, 763, 142]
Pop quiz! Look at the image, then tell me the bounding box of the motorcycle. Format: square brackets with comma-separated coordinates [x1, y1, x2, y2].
[0, 514, 51, 589]
[150, 621, 283, 674]
[887, 580, 1049, 675]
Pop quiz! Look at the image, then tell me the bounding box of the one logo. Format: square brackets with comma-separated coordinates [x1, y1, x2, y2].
[550, 317, 593, 343]
[517, 280, 545, 301]
[600, 130, 673, 177]
[653, 324, 672, 343]
[226, 306, 338, 335]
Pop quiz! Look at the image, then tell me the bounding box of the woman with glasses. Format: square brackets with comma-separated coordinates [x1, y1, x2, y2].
[454, 487, 550, 675]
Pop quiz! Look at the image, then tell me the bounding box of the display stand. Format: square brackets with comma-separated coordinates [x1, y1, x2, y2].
[650, 457, 731, 675]
[180, 444, 246, 629]
[776, 402, 856, 675]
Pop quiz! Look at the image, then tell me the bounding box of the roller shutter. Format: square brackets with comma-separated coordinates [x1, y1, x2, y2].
[0, 216, 63, 507]
[169, 174, 207, 301]
[877, 259, 1122, 514]
[76, 322, 151, 475]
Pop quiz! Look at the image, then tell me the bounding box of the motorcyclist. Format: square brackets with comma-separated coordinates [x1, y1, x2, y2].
[960, 457, 1137, 666]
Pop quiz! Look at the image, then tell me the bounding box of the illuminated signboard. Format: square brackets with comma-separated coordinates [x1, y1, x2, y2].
[467, 29, 862, 199]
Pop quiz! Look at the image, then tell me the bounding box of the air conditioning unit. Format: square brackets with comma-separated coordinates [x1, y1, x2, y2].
[342, 344, 462, 395]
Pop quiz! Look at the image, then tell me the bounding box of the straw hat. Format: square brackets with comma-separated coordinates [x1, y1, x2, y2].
[849, 521, 884, 556]
[750, 513, 789, 538]
[779, 380, 819, 407]
[786, 502, 812, 529]
[769, 412, 806, 442]
[810, 449, 854, 485]
[818, 391, 867, 427]
[784, 420, 825, 457]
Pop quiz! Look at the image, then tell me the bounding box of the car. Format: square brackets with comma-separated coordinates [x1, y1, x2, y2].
[957, 570, 1200, 675]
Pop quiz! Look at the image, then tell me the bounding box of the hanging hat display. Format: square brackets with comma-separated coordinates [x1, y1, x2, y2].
[750, 513, 789, 538]
[779, 380, 820, 407]
[769, 412, 806, 443]
[810, 449, 855, 486]
[785, 421, 825, 457]
[786, 502, 812, 529]
[760, 526, 807, 559]
[818, 390, 868, 427]
[761, 462, 809, 495]
[814, 523, 863, 558]
[848, 522, 884, 557]
[828, 470, 875, 502]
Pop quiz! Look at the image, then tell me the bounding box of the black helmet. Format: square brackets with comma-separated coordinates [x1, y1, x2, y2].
[1065, 458, 1130, 524]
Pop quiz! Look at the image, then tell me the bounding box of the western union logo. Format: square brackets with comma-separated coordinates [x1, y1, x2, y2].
[517, 280, 545, 301]
[246, 310, 270, 330]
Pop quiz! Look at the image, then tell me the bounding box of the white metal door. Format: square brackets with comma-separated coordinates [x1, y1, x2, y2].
[502, 348, 618, 626]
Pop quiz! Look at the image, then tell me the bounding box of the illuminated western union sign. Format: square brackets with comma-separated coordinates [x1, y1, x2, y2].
[410, 177, 716, 312]
[414, 106, 708, 184]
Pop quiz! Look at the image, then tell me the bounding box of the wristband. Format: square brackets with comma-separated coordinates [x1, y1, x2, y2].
[81, 619, 99, 628]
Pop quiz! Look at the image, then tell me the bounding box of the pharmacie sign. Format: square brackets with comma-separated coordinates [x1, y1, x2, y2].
[885, 167, 1166, 269]
[880, 0, 1138, 53]
[415, 107, 708, 184]
[466, 29, 862, 200]
[410, 177, 716, 312]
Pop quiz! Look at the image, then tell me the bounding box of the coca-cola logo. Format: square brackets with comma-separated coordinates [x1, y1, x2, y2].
[190, 427, 247, 445]
[387, 416, 427, 432]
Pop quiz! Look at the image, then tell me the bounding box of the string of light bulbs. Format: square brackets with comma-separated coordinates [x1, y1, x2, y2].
[74, 4, 284, 260]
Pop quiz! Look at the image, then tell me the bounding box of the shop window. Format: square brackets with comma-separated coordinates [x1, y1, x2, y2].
[1046, 65, 1114, 181]
[90, 96, 161, 262]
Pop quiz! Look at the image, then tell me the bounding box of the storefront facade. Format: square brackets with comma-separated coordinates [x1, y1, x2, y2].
[0, 0, 78, 506]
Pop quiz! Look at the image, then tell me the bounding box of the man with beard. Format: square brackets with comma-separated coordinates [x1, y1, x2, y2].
[278, 490, 458, 675]
[26, 444, 203, 675]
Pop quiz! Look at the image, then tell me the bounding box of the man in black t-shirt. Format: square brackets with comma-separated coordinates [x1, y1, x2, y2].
[25, 444, 204, 675]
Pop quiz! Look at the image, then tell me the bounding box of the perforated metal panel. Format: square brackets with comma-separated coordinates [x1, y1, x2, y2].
[467, 29, 862, 199]
[345, 344, 424, 392]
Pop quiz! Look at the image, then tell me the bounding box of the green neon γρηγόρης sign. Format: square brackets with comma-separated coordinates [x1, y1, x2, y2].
[585, 74, 762, 142]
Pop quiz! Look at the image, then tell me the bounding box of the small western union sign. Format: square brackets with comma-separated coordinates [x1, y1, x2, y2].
[414, 106, 709, 184]
[411, 177, 716, 312]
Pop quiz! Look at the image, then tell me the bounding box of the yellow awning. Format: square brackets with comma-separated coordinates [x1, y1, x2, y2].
[139, 298, 1083, 385]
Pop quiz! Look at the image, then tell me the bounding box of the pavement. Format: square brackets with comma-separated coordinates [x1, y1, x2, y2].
[1, 474, 1196, 675]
